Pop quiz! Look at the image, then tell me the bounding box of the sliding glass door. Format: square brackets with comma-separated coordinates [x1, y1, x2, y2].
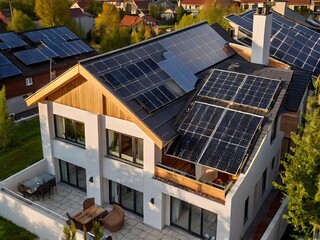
[171, 196, 217, 238]
[59, 160, 86, 191]
[109, 181, 143, 216]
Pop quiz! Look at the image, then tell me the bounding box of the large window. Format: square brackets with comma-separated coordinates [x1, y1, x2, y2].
[55, 115, 85, 146]
[171, 197, 217, 238]
[244, 197, 249, 224]
[59, 160, 86, 190]
[109, 181, 143, 216]
[107, 130, 143, 166]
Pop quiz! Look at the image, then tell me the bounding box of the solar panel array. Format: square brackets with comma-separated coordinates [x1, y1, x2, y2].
[83, 23, 232, 113]
[226, 10, 320, 75]
[0, 53, 22, 78]
[13, 27, 93, 65]
[199, 69, 281, 110]
[166, 102, 263, 175]
[0, 32, 27, 50]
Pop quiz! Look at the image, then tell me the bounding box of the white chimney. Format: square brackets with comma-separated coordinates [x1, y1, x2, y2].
[273, 0, 287, 16]
[251, 4, 272, 66]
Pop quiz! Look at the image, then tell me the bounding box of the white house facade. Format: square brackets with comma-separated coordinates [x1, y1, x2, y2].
[26, 21, 299, 239]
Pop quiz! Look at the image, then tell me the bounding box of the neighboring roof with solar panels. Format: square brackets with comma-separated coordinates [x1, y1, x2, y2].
[225, 10, 320, 75]
[0, 26, 96, 81]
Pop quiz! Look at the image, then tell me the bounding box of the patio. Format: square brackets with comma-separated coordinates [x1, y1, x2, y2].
[30, 182, 200, 240]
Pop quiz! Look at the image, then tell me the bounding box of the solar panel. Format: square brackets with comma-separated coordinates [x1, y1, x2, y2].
[0, 32, 27, 49]
[199, 70, 245, 102]
[14, 49, 49, 65]
[166, 102, 224, 162]
[199, 69, 280, 110]
[233, 75, 281, 109]
[0, 54, 22, 79]
[166, 102, 263, 174]
[39, 47, 59, 59]
[159, 24, 232, 74]
[227, 10, 320, 75]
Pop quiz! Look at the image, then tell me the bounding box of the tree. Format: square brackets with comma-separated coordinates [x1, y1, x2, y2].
[144, 25, 155, 40]
[0, 86, 15, 149]
[198, 0, 240, 30]
[95, 3, 120, 36]
[7, 9, 36, 32]
[35, 0, 72, 28]
[100, 27, 130, 53]
[275, 89, 320, 238]
[176, 6, 185, 22]
[130, 26, 144, 44]
[176, 14, 198, 30]
[12, 0, 36, 19]
[61, 223, 77, 240]
[86, 0, 102, 17]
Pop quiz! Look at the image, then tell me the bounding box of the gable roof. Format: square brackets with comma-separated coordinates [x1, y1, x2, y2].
[180, 0, 205, 5]
[69, 8, 86, 18]
[121, 15, 142, 27]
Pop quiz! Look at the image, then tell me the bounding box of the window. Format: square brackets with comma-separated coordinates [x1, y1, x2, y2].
[107, 130, 143, 166]
[271, 157, 275, 170]
[244, 197, 249, 224]
[55, 115, 85, 146]
[262, 169, 267, 195]
[26, 77, 33, 86]
[270, 114, 278, 143]
[170, 196, 217, 238]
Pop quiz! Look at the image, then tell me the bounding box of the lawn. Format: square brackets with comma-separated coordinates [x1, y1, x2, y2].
[0, 216, 38, 240]
[0, 117, 43, 180]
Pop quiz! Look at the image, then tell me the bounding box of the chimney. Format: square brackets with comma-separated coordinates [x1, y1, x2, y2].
[251, 3, 272, 66]
[273, 0, 287, 16]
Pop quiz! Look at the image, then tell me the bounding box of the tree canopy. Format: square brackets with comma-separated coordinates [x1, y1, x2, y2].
[95, 3, 120, 35]
[7, 9, 36, 32]
[0, 86, 15, 149]
[35, 0, 72, 28]
[276, 86, 320, 238]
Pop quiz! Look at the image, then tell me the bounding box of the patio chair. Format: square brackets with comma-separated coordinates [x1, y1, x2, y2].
[17, 183, 30, 198]
[37, 180, 52, 201]
[83, 197, 95, 210]
[66, 212, 84, 231]
[101, 204, 124, 232]
[48, 178, 57, 193]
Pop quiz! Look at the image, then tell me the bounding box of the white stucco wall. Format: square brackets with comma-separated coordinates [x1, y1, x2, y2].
[227, 118, 284, 240]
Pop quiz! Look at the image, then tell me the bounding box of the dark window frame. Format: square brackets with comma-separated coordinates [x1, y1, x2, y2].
[54, 115, 85, 146]
[106, 130, 144, 166]
[244, 197, 249, 224]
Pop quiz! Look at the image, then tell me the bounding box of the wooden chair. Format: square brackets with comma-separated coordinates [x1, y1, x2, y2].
[37, 181, 52, 201]
[83, 197, 95, 211]
[48, 178, 57, 193]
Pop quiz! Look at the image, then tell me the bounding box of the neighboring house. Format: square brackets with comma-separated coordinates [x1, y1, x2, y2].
[226, 6, 317, 161]
[126, 0, 152, 16]
[237, 0, 311, 11]
[26, 10, 306, 237]
[178, 0, 205, 14]
[69, 8, 95, 38]
[120, 15, 143, 28]
[0, 9, 11, 25]
[120, 15, 157, 29]
[70, 0, 91, 12]
[0, 26, 96, 117]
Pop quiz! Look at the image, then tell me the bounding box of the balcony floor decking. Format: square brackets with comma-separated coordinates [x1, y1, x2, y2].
[27, 182, 200, 240]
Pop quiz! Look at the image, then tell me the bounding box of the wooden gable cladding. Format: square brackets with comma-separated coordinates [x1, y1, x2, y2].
[280, 112, 299, 138]
[47, 75, 132, 122]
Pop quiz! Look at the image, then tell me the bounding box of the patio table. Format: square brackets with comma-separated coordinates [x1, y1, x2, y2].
[73, 205, 106, 226]
[22, 172, 55, 194]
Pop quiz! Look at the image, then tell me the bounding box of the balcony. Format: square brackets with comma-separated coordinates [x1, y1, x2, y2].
[155, 157, 235, 203]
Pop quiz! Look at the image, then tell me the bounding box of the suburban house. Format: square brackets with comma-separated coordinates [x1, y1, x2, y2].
[0, 26, 95, 118]
[17, 4, 311, 237]
[120, 15, 157, 29]
[236, 0, 311, 12]
[178, 0, 205, 15]
[226, 5, 319, 160]
[69, 8, 95, 38]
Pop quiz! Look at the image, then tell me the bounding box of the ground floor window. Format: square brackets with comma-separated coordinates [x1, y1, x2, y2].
[109, 180, 143, 216]
[59, 160, 86, 191]
[171, 196, 217, 238]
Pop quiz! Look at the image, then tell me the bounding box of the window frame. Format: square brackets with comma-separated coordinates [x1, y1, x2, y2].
[54, 115, 85, 147]
[107, 130, 144, 166]
[26, 77, 33, 86]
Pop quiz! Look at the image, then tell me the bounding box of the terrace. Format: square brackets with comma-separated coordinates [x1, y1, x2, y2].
[0, 159, 199, 240]
[156, 155, 235, 202]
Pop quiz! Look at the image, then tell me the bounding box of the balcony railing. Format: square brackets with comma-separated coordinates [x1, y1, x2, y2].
[155, 164, 234, 202]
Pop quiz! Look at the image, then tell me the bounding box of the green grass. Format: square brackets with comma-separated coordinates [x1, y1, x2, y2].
[0, 117, 43, 180]
[0, 216, 38, 240]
